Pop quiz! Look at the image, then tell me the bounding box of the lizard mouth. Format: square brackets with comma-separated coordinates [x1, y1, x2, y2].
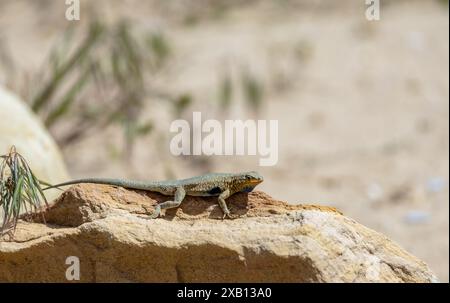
[248, 179, 262, 185]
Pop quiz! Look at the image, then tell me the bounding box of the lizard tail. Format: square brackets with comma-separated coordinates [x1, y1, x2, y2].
[42, 178, 159, 191]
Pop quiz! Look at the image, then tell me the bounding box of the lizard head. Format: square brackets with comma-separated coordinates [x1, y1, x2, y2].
[234, 171, 263, 193]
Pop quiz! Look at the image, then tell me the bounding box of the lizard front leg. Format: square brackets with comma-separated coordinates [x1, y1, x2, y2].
[218, 189, 233, 219]
[150, 186, 186, 219]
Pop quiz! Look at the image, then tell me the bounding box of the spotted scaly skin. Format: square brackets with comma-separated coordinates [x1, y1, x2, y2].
[43, 171, 264, 219]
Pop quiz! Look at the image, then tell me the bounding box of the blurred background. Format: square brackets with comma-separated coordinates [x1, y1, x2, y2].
[0, 0, 448, 281]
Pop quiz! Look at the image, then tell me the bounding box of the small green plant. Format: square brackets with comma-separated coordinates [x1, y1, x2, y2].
[216, 67, 265, 113]
[242, 68, 264, 112]
[0, 146, 48, 236]
[218, 71, 233, 110]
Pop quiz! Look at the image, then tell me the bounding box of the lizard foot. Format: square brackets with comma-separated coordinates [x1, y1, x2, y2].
[222, 212, 236, 220]
[149, 206, 161, 219]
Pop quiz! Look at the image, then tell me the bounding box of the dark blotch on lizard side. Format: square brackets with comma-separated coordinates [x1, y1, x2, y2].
[208, 186, 222, 195]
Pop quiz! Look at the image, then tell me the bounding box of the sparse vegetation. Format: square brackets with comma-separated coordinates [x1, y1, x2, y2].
[0, 146, 48, 237]
[22, 20, 189, 160]
[10, 18, 265, 163]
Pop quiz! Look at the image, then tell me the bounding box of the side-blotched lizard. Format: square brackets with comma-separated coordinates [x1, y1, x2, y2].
[44, 171, 263, 219]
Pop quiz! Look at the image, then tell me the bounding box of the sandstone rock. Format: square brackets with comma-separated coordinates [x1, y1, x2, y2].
[0, 86, 69, 207]
[0, 185, 438, 282]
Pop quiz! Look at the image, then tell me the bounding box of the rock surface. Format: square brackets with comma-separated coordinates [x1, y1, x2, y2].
[0, 185, 438, 282]
[0, 86, 69, 207]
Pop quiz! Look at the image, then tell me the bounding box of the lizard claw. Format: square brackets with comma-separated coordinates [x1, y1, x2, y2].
[222, 212, 234, 220]
[149, 206, 161, 219]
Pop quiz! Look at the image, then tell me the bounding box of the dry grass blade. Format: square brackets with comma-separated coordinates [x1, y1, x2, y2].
[219, 71, 232, 110]
[45, 65, 91, 127]
[31, 21, 103, 112]
[0, 146, 49, 237]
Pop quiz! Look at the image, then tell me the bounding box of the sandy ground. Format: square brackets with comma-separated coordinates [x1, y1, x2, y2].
[0, 0, 448, 281]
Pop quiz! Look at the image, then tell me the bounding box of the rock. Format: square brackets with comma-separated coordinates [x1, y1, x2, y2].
[426, 177, 446, 194]
[404, 210, 431, 225]
[0, 86, 69, 220]
[0, 185, 438, 282]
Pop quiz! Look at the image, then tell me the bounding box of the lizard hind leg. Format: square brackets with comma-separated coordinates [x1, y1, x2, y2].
[150, 186, 186, 219]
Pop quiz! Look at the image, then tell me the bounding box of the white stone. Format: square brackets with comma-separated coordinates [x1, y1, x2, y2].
[0, 86, 69, 221]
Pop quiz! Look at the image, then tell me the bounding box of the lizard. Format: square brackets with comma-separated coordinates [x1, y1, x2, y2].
[43, 171, 263, 219]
